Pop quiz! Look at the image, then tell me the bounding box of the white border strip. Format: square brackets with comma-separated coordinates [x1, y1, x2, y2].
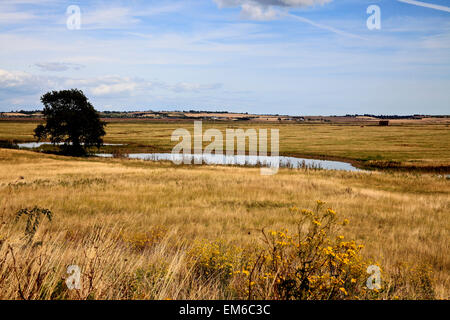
[398, 0, 450, 13]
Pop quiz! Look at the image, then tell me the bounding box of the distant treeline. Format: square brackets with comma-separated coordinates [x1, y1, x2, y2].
[101, 110, 234, 114]
[5, 109, 41, 114]
[344, 114, 450, 119]
[2, 110, 448, 119]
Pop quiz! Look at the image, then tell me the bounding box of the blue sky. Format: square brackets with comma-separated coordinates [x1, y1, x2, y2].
[0, 0, 449, 115]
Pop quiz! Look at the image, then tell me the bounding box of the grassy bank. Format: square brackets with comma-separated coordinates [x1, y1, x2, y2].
[0, 148, 448, 299]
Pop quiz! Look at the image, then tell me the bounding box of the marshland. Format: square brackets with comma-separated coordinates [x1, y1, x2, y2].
[0, 119, 448, 299]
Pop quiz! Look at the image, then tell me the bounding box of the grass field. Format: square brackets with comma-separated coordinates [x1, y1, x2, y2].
[1, 120, 449, 170]
[0, 146, 448, 299]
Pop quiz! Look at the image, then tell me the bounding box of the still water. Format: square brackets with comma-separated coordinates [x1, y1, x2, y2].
[17, 142, 361, 172]
[96, 153, 361, 172]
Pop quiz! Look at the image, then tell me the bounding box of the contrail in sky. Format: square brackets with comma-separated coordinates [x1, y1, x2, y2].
[283, 13, 367, 40]
[397, 0, 450, 13]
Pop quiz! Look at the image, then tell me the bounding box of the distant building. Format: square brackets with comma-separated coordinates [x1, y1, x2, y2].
[379, 120, 389, 126]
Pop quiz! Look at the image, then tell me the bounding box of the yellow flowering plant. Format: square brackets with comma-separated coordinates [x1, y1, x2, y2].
[240, 201, 369, 300]
[189, 240, 243, 286]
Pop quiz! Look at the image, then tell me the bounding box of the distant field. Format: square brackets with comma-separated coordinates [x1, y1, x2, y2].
[2, 111, 449, 124]
[1, 120, 449, 171]
[0, 148, 448, 299]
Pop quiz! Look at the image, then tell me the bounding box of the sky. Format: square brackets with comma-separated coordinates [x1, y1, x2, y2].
[0, 0, 449, 115]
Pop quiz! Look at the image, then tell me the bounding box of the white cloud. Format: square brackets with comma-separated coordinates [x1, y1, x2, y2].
[172, 82, 223, 92]
[214, 0, 331, 8]
[0, 0, 58, 24]
[0, 11, 37, 24]
[92, 83, 137, 96]
[214, 0, 361, 38]
[0, 69, 223, 107]
[0, 69, 54, 94]
[81, 7, 140, 29]
[0, 69, 59, 107]
[70, 3, 186, 30]
[240, 3, 279, 20]
[0, 69, 33, 89]
[34, 62, 84, 72]
[0, 1, 185, 30]
[214, 0, 332, 20]
[63, 75, 158, 96]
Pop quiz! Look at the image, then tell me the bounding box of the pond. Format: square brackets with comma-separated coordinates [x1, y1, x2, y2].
[16, 142, 361, 172]
[96, 153, 361, 172]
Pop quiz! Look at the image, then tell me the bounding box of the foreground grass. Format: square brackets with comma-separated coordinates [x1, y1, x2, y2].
[0, 148, 448, 299]
[1, 120, 449, 170]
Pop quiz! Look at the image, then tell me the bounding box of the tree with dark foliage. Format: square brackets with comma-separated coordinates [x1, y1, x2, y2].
[34, 89, 106, 155]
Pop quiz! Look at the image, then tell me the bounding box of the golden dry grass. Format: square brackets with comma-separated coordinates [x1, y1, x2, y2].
[0, 148, 448, 299]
